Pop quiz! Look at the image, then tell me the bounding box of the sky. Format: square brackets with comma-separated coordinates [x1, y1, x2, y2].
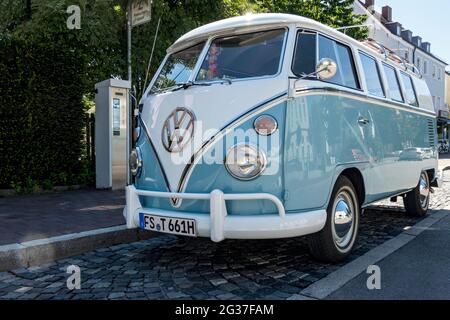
[374, 0, 450, 71]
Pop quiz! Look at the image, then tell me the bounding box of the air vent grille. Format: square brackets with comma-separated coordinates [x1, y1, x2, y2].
[427, 119, 436, 148]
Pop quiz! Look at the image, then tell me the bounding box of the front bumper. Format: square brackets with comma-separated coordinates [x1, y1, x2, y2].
[124, 185, 326, 242]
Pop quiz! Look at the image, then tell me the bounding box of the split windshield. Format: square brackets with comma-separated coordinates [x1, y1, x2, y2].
[151, 42, 205, 93]
[151, 29, 286, 92]
[196, 29, 286, 82]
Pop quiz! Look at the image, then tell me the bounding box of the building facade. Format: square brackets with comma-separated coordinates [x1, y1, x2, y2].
[446, 71, 450, 108]
[353, 0, 448, 118]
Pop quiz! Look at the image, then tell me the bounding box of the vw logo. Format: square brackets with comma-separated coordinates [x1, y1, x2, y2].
[161, 107, 195, 153]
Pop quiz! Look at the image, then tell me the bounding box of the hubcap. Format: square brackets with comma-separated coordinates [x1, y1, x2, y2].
[419, 172, 430, 209]
[332, 189, 355, 250]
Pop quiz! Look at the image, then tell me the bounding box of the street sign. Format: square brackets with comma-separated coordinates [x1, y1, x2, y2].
[131, 0, 152, 27]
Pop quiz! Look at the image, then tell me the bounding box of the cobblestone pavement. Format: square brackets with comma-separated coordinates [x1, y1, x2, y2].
[0, 172, 449, 300]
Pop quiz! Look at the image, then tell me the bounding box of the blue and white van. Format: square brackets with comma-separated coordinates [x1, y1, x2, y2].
[124, 13, 441, 262]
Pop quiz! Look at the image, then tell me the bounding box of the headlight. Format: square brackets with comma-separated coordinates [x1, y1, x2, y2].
[254, 115, 277, 136]
[130, 147, 142, 176]
[225, 144, 267, 180]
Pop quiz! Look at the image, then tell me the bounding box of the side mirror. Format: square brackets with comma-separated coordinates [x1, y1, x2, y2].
[316, 58, 337, 80]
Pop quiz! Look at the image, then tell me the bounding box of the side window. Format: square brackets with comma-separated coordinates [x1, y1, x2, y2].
[318, 35, 360, 89]
[292, 32, 317, 76]
[292, 32, 360, 89]
[359, 52, 385, 97]
[383, 64, 404, 102]
[400, 72, 419, 107]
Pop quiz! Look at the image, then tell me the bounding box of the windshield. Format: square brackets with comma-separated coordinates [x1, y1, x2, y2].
[151, 42, 205, 92]
[196, 29, 286, 82]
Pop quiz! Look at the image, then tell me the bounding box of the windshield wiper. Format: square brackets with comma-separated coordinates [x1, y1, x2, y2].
[220, 78, 233, 85]
[171, 81, 212, 92]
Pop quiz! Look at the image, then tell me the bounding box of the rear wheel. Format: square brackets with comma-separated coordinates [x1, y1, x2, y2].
[403, 171, 430, 217]
[308, 176, 360, 263]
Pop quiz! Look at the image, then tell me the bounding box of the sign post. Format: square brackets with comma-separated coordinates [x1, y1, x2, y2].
[126, 0, 152, 185]
[127, 0, 152, 82]
[131, 0, 152, 27]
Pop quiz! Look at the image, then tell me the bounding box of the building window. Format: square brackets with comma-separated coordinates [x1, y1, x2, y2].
[359, 52, 385, 97]
[383, 64, 404, 103]
[433, 65, 436, 78]
[423, 61, 428, 75]
[438, 68, 442, 80]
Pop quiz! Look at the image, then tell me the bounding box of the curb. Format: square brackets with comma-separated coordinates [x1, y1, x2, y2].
[295, 209, 450, 300]
[0, 226, 155, 272]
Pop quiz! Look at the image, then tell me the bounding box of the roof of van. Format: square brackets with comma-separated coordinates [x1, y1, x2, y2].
[169, 13, 421, 79]
[170, 13, 315, 52]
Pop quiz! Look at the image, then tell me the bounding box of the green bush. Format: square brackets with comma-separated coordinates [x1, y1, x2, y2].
[0, 36, 88, 189]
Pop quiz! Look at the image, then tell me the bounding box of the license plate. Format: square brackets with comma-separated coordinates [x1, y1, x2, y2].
[139, 213, 197, 237]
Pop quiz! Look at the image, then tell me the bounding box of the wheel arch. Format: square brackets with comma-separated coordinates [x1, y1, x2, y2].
[338, 168, 366, 207]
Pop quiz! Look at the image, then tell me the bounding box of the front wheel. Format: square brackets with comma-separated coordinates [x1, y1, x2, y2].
[403, 171, 430, 217]
[308, 176, 360, 263]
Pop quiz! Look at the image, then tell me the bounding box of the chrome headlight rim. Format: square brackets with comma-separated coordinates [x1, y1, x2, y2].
[130, 147, 143, 177]
[253, 114, 278, 136]
[225, 143, 267, 181]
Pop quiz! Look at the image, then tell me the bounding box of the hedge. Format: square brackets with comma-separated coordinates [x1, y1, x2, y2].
[0, 36, 87, 190]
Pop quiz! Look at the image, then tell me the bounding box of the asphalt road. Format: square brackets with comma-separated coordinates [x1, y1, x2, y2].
[328, 215, 450, 300]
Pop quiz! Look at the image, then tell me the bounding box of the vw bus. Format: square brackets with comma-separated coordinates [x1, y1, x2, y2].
[124, 13, 441, 262]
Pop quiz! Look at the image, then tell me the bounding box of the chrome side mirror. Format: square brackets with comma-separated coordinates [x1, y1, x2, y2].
[316, 58, 337, 80]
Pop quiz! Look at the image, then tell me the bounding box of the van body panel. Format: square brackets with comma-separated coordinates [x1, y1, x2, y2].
[283, 91, 437, 211]
[140, 78, 288, 193]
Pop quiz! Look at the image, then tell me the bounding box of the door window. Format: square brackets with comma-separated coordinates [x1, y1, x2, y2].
[292, 32, 360, 89]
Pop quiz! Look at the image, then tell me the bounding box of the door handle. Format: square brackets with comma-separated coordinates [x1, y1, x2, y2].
[358, 117, 370, 125]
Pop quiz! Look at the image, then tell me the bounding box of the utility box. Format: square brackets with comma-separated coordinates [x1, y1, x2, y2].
[95, 79, 131, 190]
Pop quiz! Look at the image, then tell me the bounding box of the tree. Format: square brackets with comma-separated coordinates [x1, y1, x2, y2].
[252, 0, 368, 39]
[1, 0, 366, 99]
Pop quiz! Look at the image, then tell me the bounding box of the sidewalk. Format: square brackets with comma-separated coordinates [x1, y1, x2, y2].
[327, 213, 450, 300]
[0, 189, 154, 271]
[0, 189, 125, 245]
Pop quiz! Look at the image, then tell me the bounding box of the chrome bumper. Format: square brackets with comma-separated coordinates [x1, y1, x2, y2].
[124, 185, 326, 242]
